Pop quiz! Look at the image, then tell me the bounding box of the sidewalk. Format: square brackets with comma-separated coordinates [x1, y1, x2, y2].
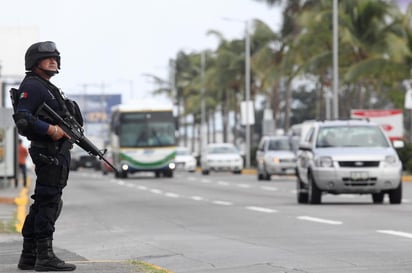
[0, 177, 149, 273]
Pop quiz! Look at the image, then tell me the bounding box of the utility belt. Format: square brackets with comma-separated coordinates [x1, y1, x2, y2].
[31, 139, 73, 151]
[30, 140, 70, 188]
[31, 141, 58, 152]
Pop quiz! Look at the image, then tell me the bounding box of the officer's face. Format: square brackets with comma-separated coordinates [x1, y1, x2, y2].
[38, 57, 58, 71]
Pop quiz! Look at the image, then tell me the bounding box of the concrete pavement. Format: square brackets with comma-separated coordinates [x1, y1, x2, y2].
[0, 176, 151, 273]
[1, 170, 411, 273]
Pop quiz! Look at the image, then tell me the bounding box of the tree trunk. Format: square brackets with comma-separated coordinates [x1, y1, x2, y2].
[212, 109, 216, 143]
[284, 78, 292, 132]
[190, 116, 196, 152]
[271, 82, 280, 129]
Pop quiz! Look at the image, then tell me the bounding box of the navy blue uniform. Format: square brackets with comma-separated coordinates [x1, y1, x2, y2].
[16, 72, 71, 240]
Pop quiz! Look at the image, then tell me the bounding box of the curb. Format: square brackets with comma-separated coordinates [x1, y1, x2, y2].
[14, 184, 30, 233]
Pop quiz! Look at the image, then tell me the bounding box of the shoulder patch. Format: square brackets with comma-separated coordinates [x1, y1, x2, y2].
[19, 92, 28, 99]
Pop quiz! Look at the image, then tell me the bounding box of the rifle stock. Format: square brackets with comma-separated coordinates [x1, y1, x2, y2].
[37, 103, 119, 173]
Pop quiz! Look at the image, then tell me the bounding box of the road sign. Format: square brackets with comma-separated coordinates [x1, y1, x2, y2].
[351, 109, 403, 141]
[241, 100, 255, 125]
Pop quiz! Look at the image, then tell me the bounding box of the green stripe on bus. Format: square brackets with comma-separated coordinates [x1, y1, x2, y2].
[120, 151, 176, 168]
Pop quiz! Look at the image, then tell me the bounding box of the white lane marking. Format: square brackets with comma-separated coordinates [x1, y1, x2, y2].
[150, 189, 163, 194]
[237, 184, 251, 189]
[212, 200, 233, 206]
[201, 179, 211, 183]
[217, 181, 229, 186]
[260, 186, 278, 191]
[245, 206, 277, 213]
[125, 183, 135, 188]
[191, 196, 205, 201]
[137, 185, 148, 191]
[117, 181, 125, 186]
[297, 216, 343, 225]
[164, 192, 180, 198]
[377, 230, 412, 239]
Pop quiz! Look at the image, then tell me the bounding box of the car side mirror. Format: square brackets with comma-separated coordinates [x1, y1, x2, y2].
[299, 142, 312, 151]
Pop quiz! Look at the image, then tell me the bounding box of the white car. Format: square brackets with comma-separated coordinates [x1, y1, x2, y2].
[174, 147, 197, 172]
[201, 143, 243, 175]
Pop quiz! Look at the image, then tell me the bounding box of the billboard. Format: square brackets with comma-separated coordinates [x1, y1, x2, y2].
[69, 94, 121, 142]
[350, 109, 403, 141]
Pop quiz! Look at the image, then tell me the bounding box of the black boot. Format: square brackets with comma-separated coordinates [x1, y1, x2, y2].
[17, 238, 36, 270]
[34, 238, 76, 272]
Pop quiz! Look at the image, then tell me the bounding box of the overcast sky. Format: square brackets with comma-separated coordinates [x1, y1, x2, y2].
[1, 0, 281, 103]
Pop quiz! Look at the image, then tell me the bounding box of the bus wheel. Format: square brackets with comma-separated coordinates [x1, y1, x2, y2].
[155, 171, 161, 178]
[164, 170, 173, 178]
[120, 171, 128, 179]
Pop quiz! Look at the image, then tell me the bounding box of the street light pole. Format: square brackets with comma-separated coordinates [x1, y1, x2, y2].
[201, 51, 206, 153]
[245, 21, 251, 169]
[332, 0, 339, 119]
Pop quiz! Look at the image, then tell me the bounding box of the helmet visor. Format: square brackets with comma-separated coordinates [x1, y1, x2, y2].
[38, 41, 57, 53]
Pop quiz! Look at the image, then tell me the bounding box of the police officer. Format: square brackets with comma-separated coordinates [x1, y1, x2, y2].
[13, 41, 76, 271]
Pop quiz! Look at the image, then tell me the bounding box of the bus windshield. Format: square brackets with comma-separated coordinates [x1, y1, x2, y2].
[118, 112, 176, 148]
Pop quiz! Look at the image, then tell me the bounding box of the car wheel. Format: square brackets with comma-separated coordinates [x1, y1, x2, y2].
[233, 170, 242, 175]
[296, 171, 308, 204]
[372, 193, 384, 204]
[263, 165, 271, 181]
[389, 181, 402, 204]
[257, 172, 264, 180]
[308, 172, 321, 204]
[201, 169, 209, 175]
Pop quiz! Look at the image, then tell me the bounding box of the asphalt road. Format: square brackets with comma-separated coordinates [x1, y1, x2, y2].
[51, 169, 412, 273]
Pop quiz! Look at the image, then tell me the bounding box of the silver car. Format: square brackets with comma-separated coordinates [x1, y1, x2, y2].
[296, 120, 403, 204]
[201, 143, 243, 175]
[256, 136, 297, 180]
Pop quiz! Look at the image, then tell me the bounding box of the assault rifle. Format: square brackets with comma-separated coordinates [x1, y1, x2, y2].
[36, 102, 119, 173]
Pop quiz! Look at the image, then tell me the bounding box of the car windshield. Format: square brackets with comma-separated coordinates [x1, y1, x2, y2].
[316, 125, 390, 148]
[208, 146, 238, 154]
[268, 138, 292, 151]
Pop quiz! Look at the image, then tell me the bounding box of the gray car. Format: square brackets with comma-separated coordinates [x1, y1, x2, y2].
[296, 120, 403, 204]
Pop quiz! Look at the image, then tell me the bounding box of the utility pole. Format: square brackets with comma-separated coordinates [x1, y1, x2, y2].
[332, 0, 339, 119]
[201, 51, 206, 154]
[245, 20, 251, 168]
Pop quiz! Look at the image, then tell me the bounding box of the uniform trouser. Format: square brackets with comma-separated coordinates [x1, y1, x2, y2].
[22, 185, 63, 239]
[22, 145, 70, 240]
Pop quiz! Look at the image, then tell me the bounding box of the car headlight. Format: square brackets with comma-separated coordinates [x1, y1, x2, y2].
[384, 155, 397, 165]
[315, 156, 333, 168]
[271, 157, 280, 164]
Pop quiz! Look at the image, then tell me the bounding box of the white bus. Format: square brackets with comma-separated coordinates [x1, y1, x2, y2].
[110, 102, 176, 178]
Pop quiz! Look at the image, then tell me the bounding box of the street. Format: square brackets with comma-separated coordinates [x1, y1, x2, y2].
[51, 170, 412, 273]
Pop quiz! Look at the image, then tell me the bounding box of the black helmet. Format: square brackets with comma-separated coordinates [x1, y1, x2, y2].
[25, 41, 60, 71]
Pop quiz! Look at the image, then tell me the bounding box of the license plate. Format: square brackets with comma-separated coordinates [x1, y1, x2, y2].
[351, 171, 368, 181]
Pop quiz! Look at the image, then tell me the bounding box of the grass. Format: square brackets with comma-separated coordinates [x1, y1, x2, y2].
[130, 260, 173, 273]
[0, 217, 17, 233]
